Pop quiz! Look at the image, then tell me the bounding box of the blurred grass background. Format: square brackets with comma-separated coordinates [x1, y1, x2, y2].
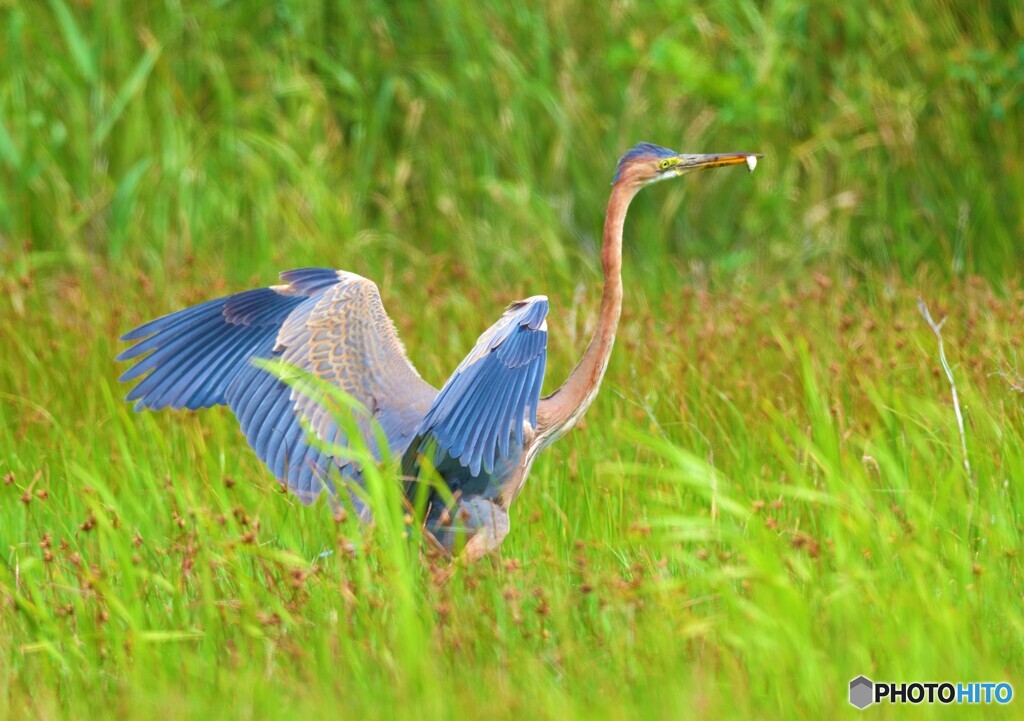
[3, 0, 1022, 281]
[2, 1, 1024, 719]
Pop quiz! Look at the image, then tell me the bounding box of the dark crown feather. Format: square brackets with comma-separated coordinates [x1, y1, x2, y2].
[613, 142, 675, 184]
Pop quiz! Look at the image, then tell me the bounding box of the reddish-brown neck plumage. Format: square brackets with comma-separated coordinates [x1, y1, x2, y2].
[538, 179, 639, 438]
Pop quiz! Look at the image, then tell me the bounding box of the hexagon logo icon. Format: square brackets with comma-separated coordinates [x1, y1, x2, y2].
[849, 676, 874, 709]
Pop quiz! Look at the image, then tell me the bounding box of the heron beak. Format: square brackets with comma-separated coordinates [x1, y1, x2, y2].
[675, 153, 762, 174]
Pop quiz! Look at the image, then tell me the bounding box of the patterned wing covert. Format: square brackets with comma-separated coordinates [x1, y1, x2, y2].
[117, 269, 437, 504]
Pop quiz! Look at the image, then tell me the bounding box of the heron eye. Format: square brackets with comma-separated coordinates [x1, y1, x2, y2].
[659, 159, 671, 170]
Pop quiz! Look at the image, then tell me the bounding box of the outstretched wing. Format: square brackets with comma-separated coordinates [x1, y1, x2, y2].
[408, 296, 548, 477]
[117, 269, 437, 503]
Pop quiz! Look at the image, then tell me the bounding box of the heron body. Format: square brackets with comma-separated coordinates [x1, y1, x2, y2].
[118, 143, 758, 559]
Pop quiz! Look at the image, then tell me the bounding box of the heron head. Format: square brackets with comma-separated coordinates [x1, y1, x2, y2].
[612, 142, 760, 189]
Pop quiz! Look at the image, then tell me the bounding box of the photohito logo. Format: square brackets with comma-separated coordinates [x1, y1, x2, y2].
[849, 676, 1013, 709]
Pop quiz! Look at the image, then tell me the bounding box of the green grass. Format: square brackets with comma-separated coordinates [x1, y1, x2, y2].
[2, 1, 1024, 719]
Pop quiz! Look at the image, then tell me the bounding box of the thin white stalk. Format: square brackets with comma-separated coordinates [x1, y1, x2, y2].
[917, 298, 973, 486]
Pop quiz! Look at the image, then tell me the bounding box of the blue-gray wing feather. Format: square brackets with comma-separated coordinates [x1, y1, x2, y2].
[117, 269, 437, 504]
[410, 296, 548, 477]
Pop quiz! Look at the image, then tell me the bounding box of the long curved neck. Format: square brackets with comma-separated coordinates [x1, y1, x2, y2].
[538, 181, 637, 438]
